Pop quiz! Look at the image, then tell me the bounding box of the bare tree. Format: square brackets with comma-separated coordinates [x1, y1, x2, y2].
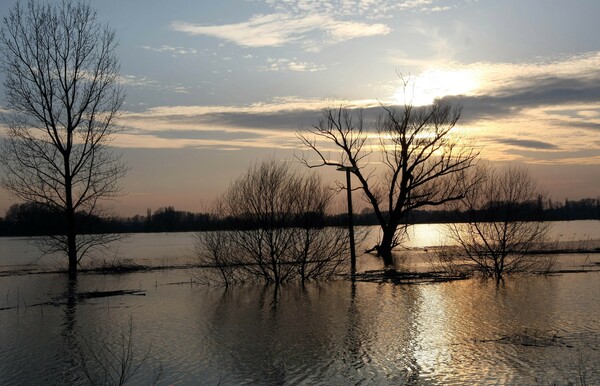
[226, 161, 301, 283]
[445, 164, 553, 281]
[194, 160, 355, 285]
[290, 173, 353, 282]
[193, 208, 244, 287]
[298, 85, 479, 271]
[0, 0, 127, 278]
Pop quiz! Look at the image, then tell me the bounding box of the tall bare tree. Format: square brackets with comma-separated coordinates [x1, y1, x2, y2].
[298, 90, 479, 270]
[445, 164, 553, 281]
[0, 0, 126, 278]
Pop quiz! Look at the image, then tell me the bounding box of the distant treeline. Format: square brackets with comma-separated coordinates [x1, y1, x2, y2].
[0, 198, 599, 237]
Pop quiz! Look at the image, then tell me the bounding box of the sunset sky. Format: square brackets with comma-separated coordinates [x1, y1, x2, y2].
[1, 0, 599, 216]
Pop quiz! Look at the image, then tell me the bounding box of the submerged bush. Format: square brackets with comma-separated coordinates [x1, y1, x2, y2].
[193, 161, 360, 285]
[440, 165, 555, 281]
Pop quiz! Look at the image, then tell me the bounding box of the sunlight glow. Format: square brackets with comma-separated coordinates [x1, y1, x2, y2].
[394, 68, 480, 106]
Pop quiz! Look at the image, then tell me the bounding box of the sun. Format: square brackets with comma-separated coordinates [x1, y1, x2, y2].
[394, 68, 480, 106]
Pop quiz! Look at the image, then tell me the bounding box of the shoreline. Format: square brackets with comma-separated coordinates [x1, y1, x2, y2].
[1, 248, 599, 279]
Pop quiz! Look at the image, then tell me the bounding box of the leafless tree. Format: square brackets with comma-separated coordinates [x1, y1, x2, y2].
[290, 174, 351, 282]
[445, 164, 553, 281]
[193, 205, 244, 287]
[297, 82, 479, 271]
[194, 160, 356, 285]
[0, 0, 127, 278]
[225, 161, 301, 284]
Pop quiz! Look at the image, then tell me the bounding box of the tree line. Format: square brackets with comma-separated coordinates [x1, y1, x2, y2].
[1, 196, 597, 237]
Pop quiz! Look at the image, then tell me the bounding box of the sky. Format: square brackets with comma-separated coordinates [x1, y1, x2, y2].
[0, 0, 599, 216]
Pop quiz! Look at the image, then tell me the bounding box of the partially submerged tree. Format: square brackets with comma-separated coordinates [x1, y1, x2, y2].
[298, 89, 479, 270]
[444, 164, 553, 281]
[0, 1, 127, 278]
[194, 161, 355, 285]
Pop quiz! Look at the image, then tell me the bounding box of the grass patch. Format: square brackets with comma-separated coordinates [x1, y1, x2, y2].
[84, 258, 148, 274]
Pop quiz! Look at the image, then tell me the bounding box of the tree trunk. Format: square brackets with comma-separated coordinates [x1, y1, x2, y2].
[65, 165, 77, 279]
[379, 228, 396, 270]
[67, 208, 77, 280]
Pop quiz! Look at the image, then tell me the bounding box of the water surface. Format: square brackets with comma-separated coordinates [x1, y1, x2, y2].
[0, 221, 599, 384]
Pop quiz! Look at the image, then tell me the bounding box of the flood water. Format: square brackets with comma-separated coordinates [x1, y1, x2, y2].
[0, 221, 599, 384]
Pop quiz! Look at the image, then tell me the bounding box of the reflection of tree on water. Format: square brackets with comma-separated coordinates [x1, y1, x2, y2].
[203, 284, 352, 384]
[259, 283, 280, 311]
[57, 278, 80, 384]
[200, 282, 426, 384]
[340, 283, 423, 384]
[52, 279, 158, 385]
[340, 282, 362, 380]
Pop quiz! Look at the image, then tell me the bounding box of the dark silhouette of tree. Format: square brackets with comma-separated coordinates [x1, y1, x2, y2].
[298, 83, 478, 271]
[0, 0, 127, 278]
[142, 206, 214, 233]
[547, 198, 600, 221]
[194, 161, 355, 285]
[444, 164, 553, 281]
[3, 202, 62, 236]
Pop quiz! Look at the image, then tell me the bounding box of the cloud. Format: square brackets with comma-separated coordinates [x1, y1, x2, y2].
[264, 0, 462, 18]
[114, 51, 600, 166]
[140, 44, 197, 56]
[169, 0, 472, 50]
[324, 19, 391, 42]
[383, 50, 600, 163]
[171, 13, 390, 49]
[122, 96, 383, 130]
[149, 129, 265, 141]
[426, 6, 453, 12]
[114, 97, 600, 167]
[261, 58, 326, 72]
[440, 75, 600, 133]
[119, 74, 159, 88]
[411, 52, 600, 126]
[115, 97, 385, 150]
[492, 138, 558, 150]
[121, 98, 325, 132]
[119, 74, 191, 94]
